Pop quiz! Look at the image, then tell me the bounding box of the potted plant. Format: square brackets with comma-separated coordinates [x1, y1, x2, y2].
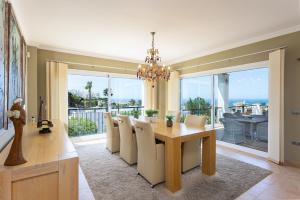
[145, 109, 159, 122]
[131, 110, 140, 119]
[145, 109, 155, 117]
[166, 115, 174, 127]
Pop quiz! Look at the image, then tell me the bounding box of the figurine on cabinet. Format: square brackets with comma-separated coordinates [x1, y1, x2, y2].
[4, 97, 27, 166]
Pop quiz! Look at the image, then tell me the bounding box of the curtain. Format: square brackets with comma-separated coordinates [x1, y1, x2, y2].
[46, 61, 68, 126]
[143, 81, 158, 110]
[167, 71, 180, 112]
[268, 49, 285, 164]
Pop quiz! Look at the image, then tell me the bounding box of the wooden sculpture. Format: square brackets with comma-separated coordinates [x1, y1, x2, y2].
[4, 98, 27, 166]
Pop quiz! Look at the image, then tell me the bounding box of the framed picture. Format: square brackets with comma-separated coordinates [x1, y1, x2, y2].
[0, 2, 26, 152]
[0, 0, 5, 131]
[7, 2, 23, 114]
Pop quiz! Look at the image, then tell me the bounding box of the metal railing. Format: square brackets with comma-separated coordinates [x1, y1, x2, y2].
[68, 106, 144, 137]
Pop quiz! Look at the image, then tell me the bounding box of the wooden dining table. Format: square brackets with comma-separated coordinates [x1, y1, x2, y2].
[114, 117, 216, 193]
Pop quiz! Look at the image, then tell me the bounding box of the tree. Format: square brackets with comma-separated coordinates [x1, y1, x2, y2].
[103, 88, 113, 97]
[185, 97, 211, 118]
[103, 88, 113, 111]
[68, 92, 84, 108]
[128, 99, 136, 106]
[85, 81, 93, 107]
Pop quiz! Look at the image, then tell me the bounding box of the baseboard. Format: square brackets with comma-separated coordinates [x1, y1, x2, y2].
[284, 160, 300, 168]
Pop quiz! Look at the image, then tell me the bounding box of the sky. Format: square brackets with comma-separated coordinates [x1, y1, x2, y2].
[181, 67, 269, 100]
[68, 67, 268, 102]
[68, 74, 143, 100]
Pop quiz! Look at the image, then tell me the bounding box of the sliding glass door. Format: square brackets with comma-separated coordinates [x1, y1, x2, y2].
[181, 66, 269, 153]
[68, 73, 144, 136]
[180, 75, 212, 125]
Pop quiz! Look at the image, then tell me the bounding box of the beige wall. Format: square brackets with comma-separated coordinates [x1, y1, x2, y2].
[26, 46, 38, 120]
[34, 49, 139, 113]
[172, 31, 300, 166]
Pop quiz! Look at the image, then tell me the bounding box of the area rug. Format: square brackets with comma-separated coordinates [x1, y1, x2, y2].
[75, 143, 271, 200]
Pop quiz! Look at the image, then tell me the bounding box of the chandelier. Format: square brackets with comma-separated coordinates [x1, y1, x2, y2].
[137, 32, 171, 87]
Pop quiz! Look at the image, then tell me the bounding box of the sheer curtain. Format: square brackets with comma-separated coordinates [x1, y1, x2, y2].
[143, 81, 158, 110]
[46, 61, 68, 126]
[167, 71, 180, 112]
[268, 49, 285, 164]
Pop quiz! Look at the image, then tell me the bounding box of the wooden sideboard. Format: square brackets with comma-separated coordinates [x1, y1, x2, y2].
[0, 120, 79, 200]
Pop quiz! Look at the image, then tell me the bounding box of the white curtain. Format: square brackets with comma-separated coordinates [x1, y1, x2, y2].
[46, 61, 68, 126]
[167, 71, 180, 112]
[143, 81, 158, 110]
[268, 49, 285, 164]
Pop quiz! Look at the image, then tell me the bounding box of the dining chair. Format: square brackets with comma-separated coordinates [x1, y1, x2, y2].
[118, 115, 137, 165]
[104, 112, 120, 153]
[182, 114, 207, 172]
[134, 121, 165, 187]
[166, 110, 181, 123]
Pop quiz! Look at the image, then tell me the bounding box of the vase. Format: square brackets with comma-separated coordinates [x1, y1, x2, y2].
[166, 120, 173, 127]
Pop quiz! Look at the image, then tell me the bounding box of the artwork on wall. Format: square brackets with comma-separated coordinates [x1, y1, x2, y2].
[0, 2, 26, 152]
[8, 3, 23, 115]
[0, 0, 5, 130]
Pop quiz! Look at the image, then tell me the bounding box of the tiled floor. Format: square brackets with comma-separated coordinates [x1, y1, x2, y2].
[217, 147, 300, 200]
[75, 134, 300, 200]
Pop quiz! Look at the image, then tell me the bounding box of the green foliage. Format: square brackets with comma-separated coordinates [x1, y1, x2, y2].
[165, 115, 175, 121]
[120, 110, 141, 118]
[85, 81, 93, 107]
[145, 109, 159, 117]
[128, 99, 136, 106]
[68, 92, 84, 107]
[68, 117, 97, 137]
[103, 88, 113, 97]
[184, 97, 211, 123]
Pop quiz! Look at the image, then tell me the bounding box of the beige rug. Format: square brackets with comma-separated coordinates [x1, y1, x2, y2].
[75, 143, 271, 200]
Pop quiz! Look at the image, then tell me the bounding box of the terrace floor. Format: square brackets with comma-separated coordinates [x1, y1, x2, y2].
[216, 129, 268, 152]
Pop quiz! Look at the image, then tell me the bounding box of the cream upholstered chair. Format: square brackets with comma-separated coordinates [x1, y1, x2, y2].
[166, 110, 181, 123]
[182, 114, 207, 172]
[104, 112, 120, 153]
[118, 115, 137, 165]
[134, 121, 165, 187]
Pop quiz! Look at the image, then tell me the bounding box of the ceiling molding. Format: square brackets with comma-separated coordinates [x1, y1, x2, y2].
[28, 42, 144, 65]
[169, 24, 300, 65]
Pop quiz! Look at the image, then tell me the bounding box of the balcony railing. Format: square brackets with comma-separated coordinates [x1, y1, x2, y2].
[68, 106, 144, 137]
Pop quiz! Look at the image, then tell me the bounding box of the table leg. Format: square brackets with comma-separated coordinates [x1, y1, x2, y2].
[202, 131, 216, 176]
[165, 137, 181, 193]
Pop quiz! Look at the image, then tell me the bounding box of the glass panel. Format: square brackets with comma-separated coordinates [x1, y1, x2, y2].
[180, 75, 212, 125]
[68, 74, 108, 136]
[214, 68, 269, 152]
[110, 77, 144, 117]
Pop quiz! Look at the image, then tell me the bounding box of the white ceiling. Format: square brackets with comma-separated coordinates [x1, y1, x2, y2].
[10, 0, 300, 64]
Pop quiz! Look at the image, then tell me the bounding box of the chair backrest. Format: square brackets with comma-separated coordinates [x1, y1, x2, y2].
[223, 113, 236, 118]
[104, 112, 114, 137]
[134, 121, 156, 161]
[222, 118, 244, 132]
[166, 110, 181, 123]
[184, 114, 207, 127]
[118, 115, 132, 145]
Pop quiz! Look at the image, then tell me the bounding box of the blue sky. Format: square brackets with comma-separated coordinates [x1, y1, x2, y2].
[68, 67, 268, 102]
[181, 67, 269, 100]
[68, 74, 143, 100]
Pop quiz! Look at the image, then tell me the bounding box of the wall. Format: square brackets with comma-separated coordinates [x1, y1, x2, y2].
[172, 31, 300, 166]
[32, 48, 139, 114]
[26, 46, 37, 120]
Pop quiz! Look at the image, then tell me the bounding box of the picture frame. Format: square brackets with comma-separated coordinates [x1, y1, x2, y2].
[0, 2, 26, 152]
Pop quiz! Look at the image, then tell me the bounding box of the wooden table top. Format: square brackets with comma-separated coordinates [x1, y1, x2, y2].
[115, 116, 215, 142]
